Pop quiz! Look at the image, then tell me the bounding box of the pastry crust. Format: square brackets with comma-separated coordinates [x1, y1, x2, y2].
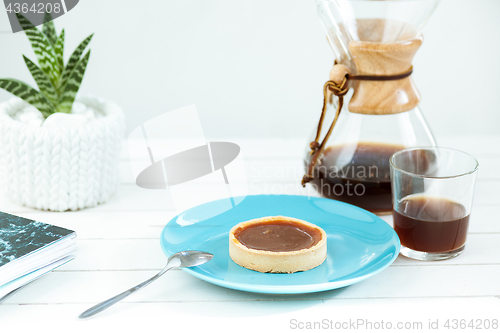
[229, 216, 327, 273]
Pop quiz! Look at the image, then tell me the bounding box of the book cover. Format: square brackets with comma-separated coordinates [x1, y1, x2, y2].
[0, 211, 75, 268]
[0, 211, 76, 297]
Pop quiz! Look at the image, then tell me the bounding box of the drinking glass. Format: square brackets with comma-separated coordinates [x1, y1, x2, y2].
[390, 147, 479, 260]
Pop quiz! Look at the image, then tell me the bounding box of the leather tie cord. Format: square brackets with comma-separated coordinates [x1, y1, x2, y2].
[301, 66, 414, 187]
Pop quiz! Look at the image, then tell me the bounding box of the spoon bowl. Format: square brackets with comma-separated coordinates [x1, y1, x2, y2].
[170, 250, 214, 269]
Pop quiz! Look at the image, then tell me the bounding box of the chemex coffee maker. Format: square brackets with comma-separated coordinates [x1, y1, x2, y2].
[302, 0, 441, 215]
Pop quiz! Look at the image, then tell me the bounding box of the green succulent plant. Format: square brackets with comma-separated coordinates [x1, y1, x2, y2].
[0, 13, 93, 118]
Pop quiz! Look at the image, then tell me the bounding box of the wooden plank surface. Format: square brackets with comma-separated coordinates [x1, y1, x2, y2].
[0, 135, 499, 331]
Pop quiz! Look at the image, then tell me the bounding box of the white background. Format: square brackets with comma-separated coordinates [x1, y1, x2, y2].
[1, 0, 499, 139]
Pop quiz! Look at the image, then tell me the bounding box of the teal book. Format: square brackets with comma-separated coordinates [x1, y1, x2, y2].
[0, 211, 76, 298]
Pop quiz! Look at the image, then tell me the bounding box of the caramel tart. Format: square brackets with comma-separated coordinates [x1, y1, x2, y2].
[229, 216, 327, 273]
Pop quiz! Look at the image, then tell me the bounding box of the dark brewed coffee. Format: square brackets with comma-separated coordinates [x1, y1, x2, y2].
[307, 142, 405, 213]
[393, 196, 469, 253]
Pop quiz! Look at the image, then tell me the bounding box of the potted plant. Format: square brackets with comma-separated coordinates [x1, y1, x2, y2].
[0, 14, 124, 211]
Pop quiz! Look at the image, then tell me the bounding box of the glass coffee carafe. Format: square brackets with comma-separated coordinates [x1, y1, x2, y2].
[302, 0, 441, 214]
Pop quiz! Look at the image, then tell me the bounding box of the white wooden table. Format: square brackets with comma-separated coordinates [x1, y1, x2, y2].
[1, 136, 499, 332]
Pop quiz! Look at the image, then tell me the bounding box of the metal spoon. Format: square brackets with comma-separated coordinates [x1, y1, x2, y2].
[79, 250, 213, 319]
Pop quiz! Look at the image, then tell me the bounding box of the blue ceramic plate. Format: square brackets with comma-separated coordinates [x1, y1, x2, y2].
[160, 195, 400, 294]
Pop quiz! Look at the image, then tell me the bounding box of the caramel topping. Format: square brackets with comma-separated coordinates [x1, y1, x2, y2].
[234, 220, 322, 252]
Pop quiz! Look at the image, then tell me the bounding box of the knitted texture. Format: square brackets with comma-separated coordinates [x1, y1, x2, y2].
[0, 95, 124, 211]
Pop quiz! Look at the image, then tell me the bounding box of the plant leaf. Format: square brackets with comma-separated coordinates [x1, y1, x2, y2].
[57, 50, 91, 113]
[0, 79, 55, 118]
[54, 29, 65, 73]
[60, 33, 93, 86]
[23, 55, 58, 104]
[16, 13, 60, 86]
[42, 12, 57, 46]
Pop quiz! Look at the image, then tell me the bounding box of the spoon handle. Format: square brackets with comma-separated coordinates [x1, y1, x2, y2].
[79, 266, 174, 319]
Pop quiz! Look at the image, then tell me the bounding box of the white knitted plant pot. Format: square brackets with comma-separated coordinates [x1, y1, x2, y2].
[0, 95, 124, 211]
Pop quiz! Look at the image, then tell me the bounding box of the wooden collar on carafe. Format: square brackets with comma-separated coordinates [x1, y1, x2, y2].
[301, 63, 414, 187]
